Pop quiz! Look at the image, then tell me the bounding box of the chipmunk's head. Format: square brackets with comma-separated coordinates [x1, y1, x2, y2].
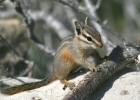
[74, 19, 103, 49]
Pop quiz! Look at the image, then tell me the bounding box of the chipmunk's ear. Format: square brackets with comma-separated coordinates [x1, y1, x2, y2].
[74, 21, 83, 35]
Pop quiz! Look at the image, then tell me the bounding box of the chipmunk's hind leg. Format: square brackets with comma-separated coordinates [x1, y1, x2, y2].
[60, 79, 75, 90]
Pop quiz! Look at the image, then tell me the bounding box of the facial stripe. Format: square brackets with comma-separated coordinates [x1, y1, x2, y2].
[82, 31, 102, 47]
[92, 37, 102, 46]
[78, 35, 90, 44]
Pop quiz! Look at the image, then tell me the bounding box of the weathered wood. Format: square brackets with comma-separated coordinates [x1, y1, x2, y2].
[63, 45, 140, 100]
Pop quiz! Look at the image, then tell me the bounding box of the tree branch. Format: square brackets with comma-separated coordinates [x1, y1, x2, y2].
[63, 45, 140, 100]
[9, 0, 41, 44]
[9, 0, 55, 55]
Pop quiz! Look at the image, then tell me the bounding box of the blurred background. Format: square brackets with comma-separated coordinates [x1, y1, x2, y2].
[0, 0, 140, 79]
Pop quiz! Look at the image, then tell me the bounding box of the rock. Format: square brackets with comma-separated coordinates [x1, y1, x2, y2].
[0, 18, 30, 77]
[0, 71, 140, 100]
[101, 72, 140, 100]
[0, 18, 54, 78]
[0, 72, 86, 100]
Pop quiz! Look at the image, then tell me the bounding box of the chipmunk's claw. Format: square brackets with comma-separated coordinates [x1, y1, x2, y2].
[63, 81, 75, 90]
[92, 67, 97, 72]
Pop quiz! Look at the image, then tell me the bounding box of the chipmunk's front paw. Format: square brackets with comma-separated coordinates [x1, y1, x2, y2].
[63, 82, 75, 90]
[92, 67, 102, 72]
[92, 67, 97, 72]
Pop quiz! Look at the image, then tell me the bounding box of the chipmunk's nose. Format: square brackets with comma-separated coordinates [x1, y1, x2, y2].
[98, 42, 103, 48]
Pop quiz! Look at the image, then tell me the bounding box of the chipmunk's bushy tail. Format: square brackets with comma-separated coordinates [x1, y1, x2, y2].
[1, 77, 52, 95]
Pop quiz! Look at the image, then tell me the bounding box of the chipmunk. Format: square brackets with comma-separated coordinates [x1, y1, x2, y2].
[1, 19, 103, 95]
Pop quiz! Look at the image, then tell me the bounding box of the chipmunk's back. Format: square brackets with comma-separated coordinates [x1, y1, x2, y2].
[53, 36, 78, 79]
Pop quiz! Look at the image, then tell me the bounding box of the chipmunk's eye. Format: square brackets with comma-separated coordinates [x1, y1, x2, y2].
[87, 36, 92, 41]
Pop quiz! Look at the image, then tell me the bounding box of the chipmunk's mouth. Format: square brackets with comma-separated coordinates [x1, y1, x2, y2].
[92, 40, 103, 48]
